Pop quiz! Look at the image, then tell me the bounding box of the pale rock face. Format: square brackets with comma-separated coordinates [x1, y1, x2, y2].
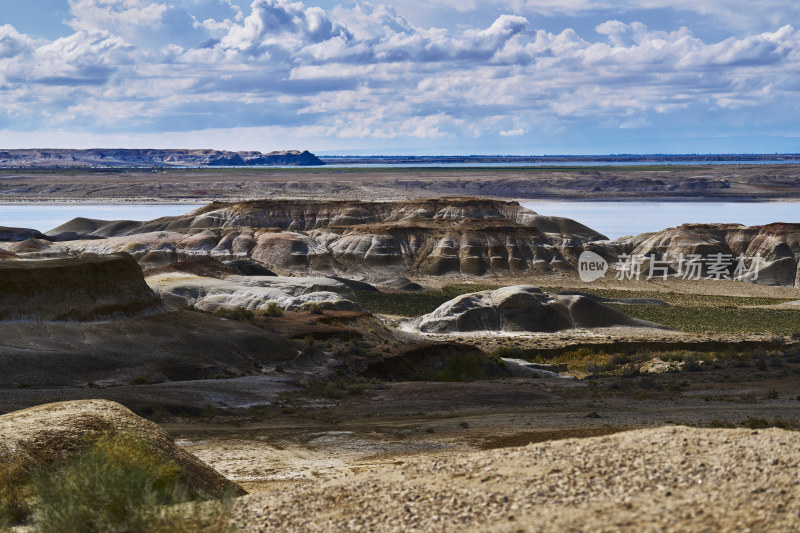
[12, 199, 606, 280]
[414, 285, 664, 334]
[621, 223, 800, 287]
[148, 273, 361, 312]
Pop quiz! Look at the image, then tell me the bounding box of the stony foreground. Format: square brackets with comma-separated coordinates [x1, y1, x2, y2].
[231, 426, 800, 532]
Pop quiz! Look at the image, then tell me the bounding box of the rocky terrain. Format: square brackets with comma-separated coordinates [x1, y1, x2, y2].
[1, 199, 606, 281]
[148, 273, 363, 313]
[590, 222, 800, 287]
[0, 254, 308, 392]
[0, 149, 323, 168]
[3, 198, 798, 288]
[229, 425, 800, 532]
[412, 285, 664, 333]
[1, 194, 799, 530]
[0, 253, 161, 321]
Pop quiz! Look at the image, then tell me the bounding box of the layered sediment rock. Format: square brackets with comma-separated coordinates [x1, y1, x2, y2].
[32, 199, 606, 280]
[588, 222, 800, 287]
[148, 273, 362, 312]
[414, 285, 665, 334]
[0, 253, 162, 321]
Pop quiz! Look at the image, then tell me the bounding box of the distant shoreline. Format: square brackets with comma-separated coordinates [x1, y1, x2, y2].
[1, 164, 798, 202]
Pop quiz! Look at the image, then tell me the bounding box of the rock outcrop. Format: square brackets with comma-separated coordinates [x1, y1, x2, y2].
[0, 253, 162, 321]
[0, 227, 48, 242]
[588, 222, 800, 287]
[0, 309, 298, 387]
[148, 273, 362, 312]
[0, 399, 244, 498]
[0, 149, 323, 167]
[27, 199, 606, 281]
[413, 285, 665, 334]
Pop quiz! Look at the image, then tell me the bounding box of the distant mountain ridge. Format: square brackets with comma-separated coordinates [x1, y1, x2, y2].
[0, 148, 324, 168]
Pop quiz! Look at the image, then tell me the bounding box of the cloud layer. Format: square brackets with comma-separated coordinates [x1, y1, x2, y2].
[1, 0, 799, 152]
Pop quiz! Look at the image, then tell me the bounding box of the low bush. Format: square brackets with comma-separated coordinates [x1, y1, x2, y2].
[215, 306, 255, 323]
[264, 302, 284, 317]
[0, 433, 233, 532]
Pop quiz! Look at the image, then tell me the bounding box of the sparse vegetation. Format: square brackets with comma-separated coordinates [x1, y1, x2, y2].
[214, 306, 255, 324]
[0, 433, 233, 531]
[264, 302, 284, 317]
[356, 284, 500, 317]
[358, 284, 799, 335]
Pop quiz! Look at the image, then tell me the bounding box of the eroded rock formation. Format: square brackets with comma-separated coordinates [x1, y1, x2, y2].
[588, 222, 800, 287]
[413, 285, 665, 334]
[0, 253, 162, 321]
[29, 199, 606, 280]
[148, 273, 363, 312]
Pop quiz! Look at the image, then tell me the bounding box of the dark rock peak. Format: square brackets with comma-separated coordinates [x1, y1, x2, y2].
[0, 148, 324, 167]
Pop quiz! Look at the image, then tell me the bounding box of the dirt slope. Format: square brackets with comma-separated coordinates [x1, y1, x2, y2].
[231, 425, 800, 532]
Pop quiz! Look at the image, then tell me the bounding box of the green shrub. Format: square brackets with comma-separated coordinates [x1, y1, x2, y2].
[306, 303, 323, 315]
[264, 302, 284, 317]
[708, 419, 735, 428]
[0, 453, 32, 527]
[741, 417, 770, 429]
[3, 433, 233, 532]
[215, 306, 254, 323]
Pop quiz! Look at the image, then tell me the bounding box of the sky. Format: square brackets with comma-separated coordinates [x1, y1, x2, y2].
[0, 1, 799, 155]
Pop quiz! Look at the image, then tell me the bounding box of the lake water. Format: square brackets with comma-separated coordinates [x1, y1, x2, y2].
[521, 201, 800, 240]
[317, 160, 800, 168]
[0, 204, 203, 233]
[0, 201, 797, 240]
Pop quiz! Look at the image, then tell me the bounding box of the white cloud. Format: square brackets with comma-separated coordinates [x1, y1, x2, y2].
[1, 0, 800, 150]
[220, 0, 349, 51]
[66, 0, 241, 47]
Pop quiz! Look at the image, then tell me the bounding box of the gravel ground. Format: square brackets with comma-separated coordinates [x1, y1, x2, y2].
[230, 426, 800, 532]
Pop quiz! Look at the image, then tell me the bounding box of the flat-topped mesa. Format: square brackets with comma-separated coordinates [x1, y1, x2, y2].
[54, 198, 605, 238]
[0, 253, 162, 321]
[35, 199, 607, 279]
[0, 148, 323, 167]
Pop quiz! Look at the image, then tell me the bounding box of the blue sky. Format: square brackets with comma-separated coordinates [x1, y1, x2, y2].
[1, 1, 799, 154]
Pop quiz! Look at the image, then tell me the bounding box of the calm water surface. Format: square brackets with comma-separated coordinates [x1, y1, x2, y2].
[1, 202, 797, 240]
[521, 201, 800, 240]
[0, 204, 203, 233]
